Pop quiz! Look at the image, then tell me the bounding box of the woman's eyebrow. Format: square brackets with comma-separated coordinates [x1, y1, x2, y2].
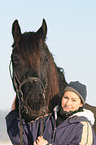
[71, 97, 78, 100]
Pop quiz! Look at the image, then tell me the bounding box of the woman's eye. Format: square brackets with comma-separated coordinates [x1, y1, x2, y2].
[64, 97, 68, 99]
[72, 99, 76, 102]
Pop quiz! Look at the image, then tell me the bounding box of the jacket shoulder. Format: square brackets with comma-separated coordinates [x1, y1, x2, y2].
[69, 116, 90, 124]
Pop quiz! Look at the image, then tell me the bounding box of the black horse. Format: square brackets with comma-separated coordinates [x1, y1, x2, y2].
[10, 19, 67, 122]
[10, 19, 96, 133]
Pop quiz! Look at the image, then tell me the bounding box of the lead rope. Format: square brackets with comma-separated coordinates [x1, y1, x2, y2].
[13, 76, 23, 145]
[40, 106, 44, 136]
[9, 61, 23, 145]
[40, 97, 46, 136]
[19, 103, 23, 145]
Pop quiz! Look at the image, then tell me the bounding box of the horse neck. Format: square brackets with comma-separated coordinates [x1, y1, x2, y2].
[47, 57, 59, 98]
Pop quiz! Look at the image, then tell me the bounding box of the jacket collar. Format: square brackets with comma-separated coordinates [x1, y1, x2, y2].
[55, 115, 91, 129]
[71, 109, 95, 125]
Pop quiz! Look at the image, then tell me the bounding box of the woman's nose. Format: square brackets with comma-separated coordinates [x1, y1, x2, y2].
[66, 100, 71, 105]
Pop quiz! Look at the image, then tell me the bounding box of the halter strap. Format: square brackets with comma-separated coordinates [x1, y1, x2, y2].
[19, 77, 45, 91]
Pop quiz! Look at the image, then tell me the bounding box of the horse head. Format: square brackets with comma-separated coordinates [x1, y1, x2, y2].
[10, 19, 67, 122]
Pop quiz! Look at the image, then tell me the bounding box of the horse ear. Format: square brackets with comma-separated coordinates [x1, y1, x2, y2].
[12, 20, 21, 40]
[37, 19, 47, 40]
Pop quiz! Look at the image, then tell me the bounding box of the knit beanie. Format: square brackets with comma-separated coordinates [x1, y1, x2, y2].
[64, 81, 87, 105]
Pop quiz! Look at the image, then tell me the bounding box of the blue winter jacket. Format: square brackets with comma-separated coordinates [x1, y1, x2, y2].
[6, 110, 96, 145]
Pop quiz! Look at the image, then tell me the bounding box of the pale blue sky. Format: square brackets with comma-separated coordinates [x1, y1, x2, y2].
[0, 0, 96, 111]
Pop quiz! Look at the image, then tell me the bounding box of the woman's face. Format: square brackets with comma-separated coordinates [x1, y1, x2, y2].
[61, 91, 83, 112]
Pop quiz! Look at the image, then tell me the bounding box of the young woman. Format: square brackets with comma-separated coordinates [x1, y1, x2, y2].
[6, 81, 96, 145]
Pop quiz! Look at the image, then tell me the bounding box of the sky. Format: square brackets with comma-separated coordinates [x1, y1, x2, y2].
[0, 0, 96, 111]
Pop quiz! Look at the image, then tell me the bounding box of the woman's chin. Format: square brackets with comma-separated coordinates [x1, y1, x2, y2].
[63, 108, 72, 112]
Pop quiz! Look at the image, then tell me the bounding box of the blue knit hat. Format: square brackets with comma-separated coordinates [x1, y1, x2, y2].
[64, 81, 87, 105]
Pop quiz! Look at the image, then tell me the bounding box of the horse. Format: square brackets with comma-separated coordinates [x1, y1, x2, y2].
[10, 19, 67, 122]
[10, 19, 96, 134]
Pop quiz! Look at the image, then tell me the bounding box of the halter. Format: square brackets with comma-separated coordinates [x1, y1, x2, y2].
[9, 60, 47, 144]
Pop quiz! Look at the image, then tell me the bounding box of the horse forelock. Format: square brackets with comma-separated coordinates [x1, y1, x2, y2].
[12, 32, 41, 69]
